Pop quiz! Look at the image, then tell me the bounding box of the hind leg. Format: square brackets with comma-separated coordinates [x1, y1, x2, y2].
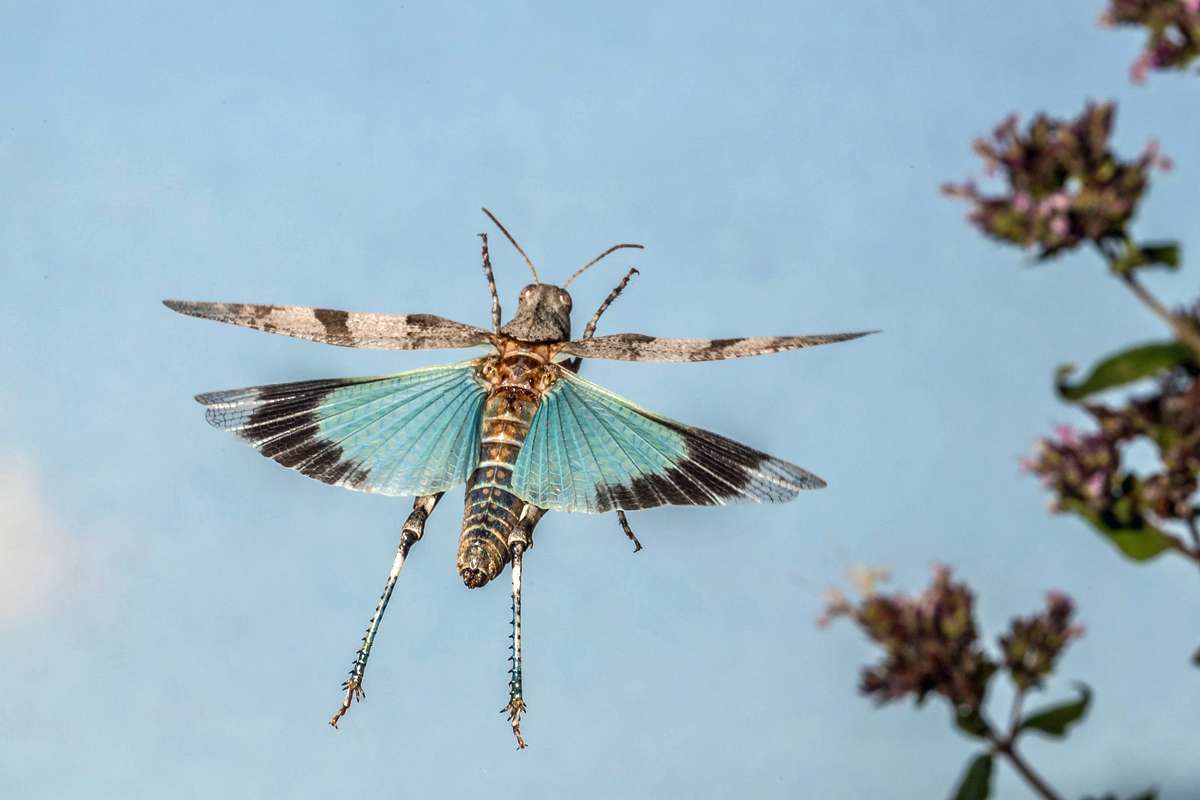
[329, 492, 442, 728]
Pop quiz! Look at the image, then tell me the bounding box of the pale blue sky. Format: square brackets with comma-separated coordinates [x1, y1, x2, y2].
[3, 2, 1198, 798]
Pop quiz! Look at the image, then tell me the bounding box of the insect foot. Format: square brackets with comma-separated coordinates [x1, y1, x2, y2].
[503, 696, 528, 750]
[329, 678, 365, 728]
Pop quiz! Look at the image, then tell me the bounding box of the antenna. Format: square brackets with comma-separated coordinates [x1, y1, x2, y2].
[481, 208, 540, 283]
[562, 242, 644, 288]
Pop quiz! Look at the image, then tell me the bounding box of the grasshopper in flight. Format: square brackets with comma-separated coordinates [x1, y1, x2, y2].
[165, 209, 873, 748]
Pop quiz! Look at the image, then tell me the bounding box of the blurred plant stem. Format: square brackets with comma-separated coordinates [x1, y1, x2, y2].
[981, 691, 1063, 800]
[988, 737, 1062, 800]
[1094, 237, 1200, 356]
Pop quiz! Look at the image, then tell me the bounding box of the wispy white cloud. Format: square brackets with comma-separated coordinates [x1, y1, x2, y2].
[0, 454, 84, 624]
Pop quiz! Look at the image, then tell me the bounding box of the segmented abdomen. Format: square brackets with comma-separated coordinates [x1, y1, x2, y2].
[455, 352, 547, 588]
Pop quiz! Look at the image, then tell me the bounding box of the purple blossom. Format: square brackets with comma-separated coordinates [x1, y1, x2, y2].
[1027, 365, 1200, 544]
[1102, 1, 1200, 81]
[1054, 424, 1079, 445]
[942, 103, 1167, 259]
[822, 567, 1083, 717]
[1000, 591, 1085, 690]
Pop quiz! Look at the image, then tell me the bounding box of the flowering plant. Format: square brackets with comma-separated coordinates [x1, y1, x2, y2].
[823, 5, 1200, 798]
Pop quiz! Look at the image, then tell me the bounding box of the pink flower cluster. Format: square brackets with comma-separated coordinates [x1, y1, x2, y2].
[1027, 365, 1200, 536]
[942, 103, 1168, 260]
[821, 566, 1083, 717]
[1100, 0, 1200, 82]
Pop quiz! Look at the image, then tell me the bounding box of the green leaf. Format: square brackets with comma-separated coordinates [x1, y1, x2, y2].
[1136, 242, 1181, 269]
[1111, 240, 1181, 275]
[1055, 341, 1193, 401]
[1018, 684, 1091, 738]
[1083, 514, 1174, 561]
[1063, 500, 1176, 562]
[953, 707, 989, 739]
[950, 753, 993, 800]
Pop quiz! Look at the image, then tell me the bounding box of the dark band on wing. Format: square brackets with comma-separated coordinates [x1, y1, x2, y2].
[197, 378, 373, 488]
[561, 330, 877, 363]
[595, 413, 825, 513]
[164, 300, 492, 351]
[313, 308, 352, 342]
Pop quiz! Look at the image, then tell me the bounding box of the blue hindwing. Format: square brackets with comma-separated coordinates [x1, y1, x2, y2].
[510, 368, 825, 513]
[196, 361, 487, 495]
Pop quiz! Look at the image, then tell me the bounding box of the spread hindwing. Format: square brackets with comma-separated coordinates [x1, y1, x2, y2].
[195, 361, 488, 495]
[509, 367, 825, 513]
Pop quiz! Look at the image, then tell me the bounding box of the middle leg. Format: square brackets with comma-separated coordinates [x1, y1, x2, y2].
[616, 510, 643, 553]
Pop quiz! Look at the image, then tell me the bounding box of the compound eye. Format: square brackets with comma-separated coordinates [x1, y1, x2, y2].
[521, 286, 533, 299]
[559, 291, 571, 307]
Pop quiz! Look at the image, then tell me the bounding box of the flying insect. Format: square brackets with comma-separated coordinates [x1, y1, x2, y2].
[165, 209, 873, 748]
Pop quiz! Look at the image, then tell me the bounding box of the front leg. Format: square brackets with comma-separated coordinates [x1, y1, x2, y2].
[478, 232, 502, 334]
[565, 267, 638, 373]
[329, 492, 443, 728]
